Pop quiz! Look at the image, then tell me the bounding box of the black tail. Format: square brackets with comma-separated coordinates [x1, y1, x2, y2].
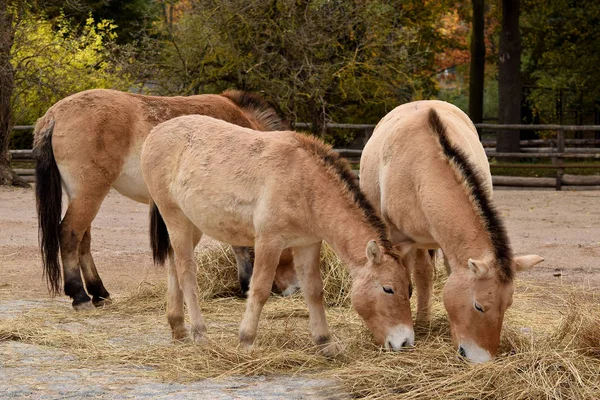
[149, 202, 170, 266]
[33, 118, 62, 295]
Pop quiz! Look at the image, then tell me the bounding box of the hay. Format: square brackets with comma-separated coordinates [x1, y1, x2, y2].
[1, 246, 599, 399]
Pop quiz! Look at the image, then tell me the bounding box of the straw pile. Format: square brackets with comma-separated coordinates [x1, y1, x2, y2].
[1, 244, 599, 399]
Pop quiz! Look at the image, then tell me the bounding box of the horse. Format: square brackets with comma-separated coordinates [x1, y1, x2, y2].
[33, 88, 298, 310]
[359, 100, 544, 362]
[141, 115, 414, 355]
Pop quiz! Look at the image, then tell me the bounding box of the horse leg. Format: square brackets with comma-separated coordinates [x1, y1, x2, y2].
[60, 192, 108, 310]
[293, 242, 340, 357]
[167, 228, 203, 341]
[443, 252, 452, 276]
[79, 227, 111, 307]
[166, 250, 186, 341]
[413, 249, 434, 325]
[168, 214, 205, 341]
[232, 246, 254, 296]
[238, 240, 283, 348]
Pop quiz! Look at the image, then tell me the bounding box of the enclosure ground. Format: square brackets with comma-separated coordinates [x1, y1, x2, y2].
[0, 186, 599, 398]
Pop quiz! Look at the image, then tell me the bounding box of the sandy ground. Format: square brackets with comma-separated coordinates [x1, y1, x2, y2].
[1, 186, 599, 398]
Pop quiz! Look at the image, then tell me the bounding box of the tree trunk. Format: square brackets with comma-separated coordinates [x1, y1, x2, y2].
[469, 0, 485, 139]
[0, 0, 27, 187]
[497, 0, 521, 153]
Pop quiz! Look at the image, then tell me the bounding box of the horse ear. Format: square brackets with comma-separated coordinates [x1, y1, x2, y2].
[366, 240, 382, 264]
[468, 258, 489, 278]
[514, 255, 544, 272]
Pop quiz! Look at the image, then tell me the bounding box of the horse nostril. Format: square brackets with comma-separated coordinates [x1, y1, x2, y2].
[458, 346, 466, 358]
[401, 339, 408, 348]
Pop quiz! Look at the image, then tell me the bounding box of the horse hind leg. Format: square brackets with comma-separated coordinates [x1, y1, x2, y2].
[167, 228, 203, 342]
[60, 189, 110, 310]
[79, 227, 111, 307]
[60, 197, 100, 310]
[233, 246, 254, 296]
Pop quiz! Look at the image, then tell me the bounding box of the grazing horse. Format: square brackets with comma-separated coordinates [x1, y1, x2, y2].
[33, 89, 297, 310]
[360, 100, 544, 363]
[141, 115, 414, 354]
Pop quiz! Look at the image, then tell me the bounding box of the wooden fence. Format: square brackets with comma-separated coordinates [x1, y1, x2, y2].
[9, 123, 600, 189]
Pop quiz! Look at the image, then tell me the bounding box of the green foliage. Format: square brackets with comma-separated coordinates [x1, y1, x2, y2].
[8, 129, 33, 150]
[522, 0, 600, 123]
[10, 11, 138, 125]
[437, 65, 499, 122]
[34, 0, 160, 43]
[154, 0, 455, 135]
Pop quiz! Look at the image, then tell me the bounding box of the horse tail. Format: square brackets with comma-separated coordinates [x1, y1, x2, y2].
[33, 116, 62, 295]
[149, 201, 171, 266]
[220, 90, 289, 131]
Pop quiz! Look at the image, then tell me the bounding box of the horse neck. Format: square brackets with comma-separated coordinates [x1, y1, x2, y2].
[426, 182, 496, 272]
[310, 181, 381, 271]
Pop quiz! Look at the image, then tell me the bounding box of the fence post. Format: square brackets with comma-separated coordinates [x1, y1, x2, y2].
[555, 128, 565, 190]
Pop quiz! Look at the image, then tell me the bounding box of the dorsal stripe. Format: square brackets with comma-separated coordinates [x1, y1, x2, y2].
[428, 109, 513, 282]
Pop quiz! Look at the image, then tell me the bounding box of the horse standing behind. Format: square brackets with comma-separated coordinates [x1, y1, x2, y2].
[141, 115, 414, 355]
[33, 89, 297, 310]
[360, 100, 543, 362]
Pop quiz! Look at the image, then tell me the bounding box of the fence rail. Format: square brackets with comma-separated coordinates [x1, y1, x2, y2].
[9, 123, 600, 189]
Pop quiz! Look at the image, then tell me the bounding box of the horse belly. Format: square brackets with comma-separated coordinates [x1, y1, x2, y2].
[180, 192, 257, 246]
[112, 153, 150, 203]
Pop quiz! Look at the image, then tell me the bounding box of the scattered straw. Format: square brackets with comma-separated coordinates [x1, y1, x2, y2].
[1, 246, 598, 399]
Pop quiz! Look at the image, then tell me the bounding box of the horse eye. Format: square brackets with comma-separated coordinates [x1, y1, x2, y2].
[474, 302, 484, 313]
[382, 286, 395, 295]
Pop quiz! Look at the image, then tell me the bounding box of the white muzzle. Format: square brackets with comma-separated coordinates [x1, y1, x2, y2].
[385, 324, 415, 351]
[458, 341, 492, 363]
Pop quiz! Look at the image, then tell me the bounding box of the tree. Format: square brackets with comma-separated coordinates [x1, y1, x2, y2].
[0, 0, 27, 186]
[469, 0, 485, 138]
[497, 0, 521, 153]
[11, 12, 137, 125]
[522, 0, 600, 124]
[153, 0, 453, 138]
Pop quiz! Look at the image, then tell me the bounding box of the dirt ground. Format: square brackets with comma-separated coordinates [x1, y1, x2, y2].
[1, 186, 599, 398]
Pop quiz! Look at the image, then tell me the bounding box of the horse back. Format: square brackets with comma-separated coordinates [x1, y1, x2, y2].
[141, 115, 303, 246]
[361, 100, 491, 244]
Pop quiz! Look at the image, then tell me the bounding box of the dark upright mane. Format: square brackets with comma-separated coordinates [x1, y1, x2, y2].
[294, 134, 399, 261]
[428, 108, 513, 282]
[220, 90, 289, 131]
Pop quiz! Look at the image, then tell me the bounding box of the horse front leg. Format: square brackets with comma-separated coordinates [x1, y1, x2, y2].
[293, 241, 341, 357]
[238, 240, 283, 348]
[413, 249, 434, 325]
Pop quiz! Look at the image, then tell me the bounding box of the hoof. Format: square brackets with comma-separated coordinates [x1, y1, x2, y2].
[280, 283, 301, 297]
[92, 296, 112, 308]
[191, 326, 206, 343]
[318, 340, 344, 358]
[172, 327, 189, 342]
[73, 300, 95, 311]
[238, 330, 255, 350]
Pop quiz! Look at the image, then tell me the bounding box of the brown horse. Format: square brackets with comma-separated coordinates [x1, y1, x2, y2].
[141, 115, 414, 354]
[360, 100, 544, 362]
[33, 89, 297, 310]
